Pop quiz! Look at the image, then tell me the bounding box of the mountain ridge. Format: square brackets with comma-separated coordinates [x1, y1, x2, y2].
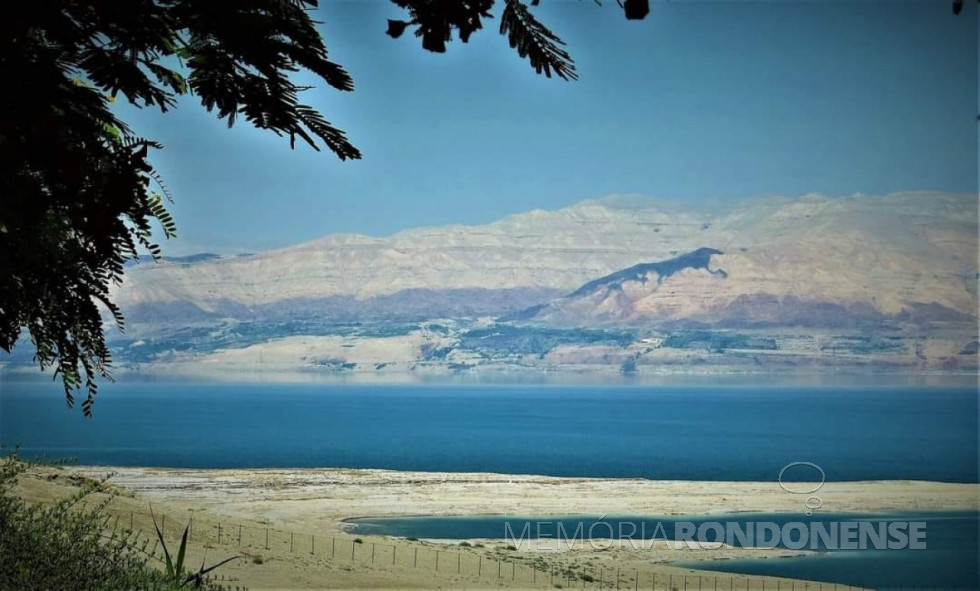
[109, 191, 978, 331]
[568, 247, 726, 298]
[3, 192, 973, 377]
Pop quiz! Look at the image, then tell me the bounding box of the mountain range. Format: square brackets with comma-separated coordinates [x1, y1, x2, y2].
[113, 191, 977, 324]
[8, 191, 976, 378]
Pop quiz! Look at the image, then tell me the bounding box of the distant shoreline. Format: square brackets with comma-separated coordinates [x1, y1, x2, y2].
[4, 365, 978, 388]
[74, 466, 980, 525]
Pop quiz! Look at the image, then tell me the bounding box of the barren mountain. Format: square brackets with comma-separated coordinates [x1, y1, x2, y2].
[112, 191, 978, 329]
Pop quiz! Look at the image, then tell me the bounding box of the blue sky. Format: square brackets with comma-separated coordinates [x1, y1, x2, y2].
[117, 1, 979, 254]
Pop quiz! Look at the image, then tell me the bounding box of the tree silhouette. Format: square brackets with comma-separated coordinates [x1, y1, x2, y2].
[1, 0, 365, 415]
[0, 0, 592, 415]
[0, 0, 973, 414]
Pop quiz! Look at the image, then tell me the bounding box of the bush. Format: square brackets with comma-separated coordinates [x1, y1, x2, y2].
[0, 451, 230, 590]
[354, 538, 363, 544]
[458, 541, 472, 547]
[0, 452, 166, 589]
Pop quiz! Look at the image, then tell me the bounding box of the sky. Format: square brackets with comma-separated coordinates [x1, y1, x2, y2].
[116, 1, 979, 254]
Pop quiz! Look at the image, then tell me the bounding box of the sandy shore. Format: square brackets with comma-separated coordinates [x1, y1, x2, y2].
[19, 467, 980, 589]
[75, 467, 980, 526]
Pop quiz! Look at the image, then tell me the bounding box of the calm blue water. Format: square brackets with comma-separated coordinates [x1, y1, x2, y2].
[681, 512, 980, 591]
[349, 512, 980, 590]
[0, 380, 977, 482]
[3, 379, 978, 587]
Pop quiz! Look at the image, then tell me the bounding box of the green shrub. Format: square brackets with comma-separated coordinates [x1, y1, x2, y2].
[0, 451, 231, 590]
[0, 452, 165, 589]
[458, 541, 472, 547]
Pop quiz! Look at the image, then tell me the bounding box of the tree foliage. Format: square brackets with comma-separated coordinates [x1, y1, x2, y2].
[387, 0, 579, 79]
[0, 1, 359, 416]
[0, 0, 972, 414]
[0, 0, 592, 415]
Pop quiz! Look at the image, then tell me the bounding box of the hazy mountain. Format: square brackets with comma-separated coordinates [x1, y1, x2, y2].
[123, 253, 223, 268]
[111, 191, 978, 330]
[519, 239, 974, 329]
[111, 195, 706, 322]
[43, 191, 973, 379]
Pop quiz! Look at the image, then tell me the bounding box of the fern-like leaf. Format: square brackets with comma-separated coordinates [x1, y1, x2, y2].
[499, 0, 577, 81]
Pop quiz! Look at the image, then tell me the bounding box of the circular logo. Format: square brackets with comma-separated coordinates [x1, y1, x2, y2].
[778, 461, 826, 495]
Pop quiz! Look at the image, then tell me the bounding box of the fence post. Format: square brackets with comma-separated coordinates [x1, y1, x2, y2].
[311, 534, 315, 555]
[161, 515, 165, 537]
[435, 549, 439, 571]
[189, 517, 193, 541]
[414, 547, 418, 568]
[371, 542, 375, 563]
[290, 532, 294, 553]
[218, 523, 222, 544]
[618, 567, 621, 589]
[636, 569, 639, 591]
[600, 568, 604, 588]
[551, 563, 554, 585]
[265, 528, 269, 550]
[457, 553, 460, 574]
[479, 555, 482, 577]
[332, 537, 336, 558]
[512, 560, 515, 580]
[498, 559, 501, 579]
[238, 524, 242, 545]
[130, 511, 134, 531]
[351, 540, 355, 561]
[392, 545, 396, 565]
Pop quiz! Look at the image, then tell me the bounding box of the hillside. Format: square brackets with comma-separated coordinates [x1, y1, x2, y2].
[3, 191, 974, 378]
[110, 192, 978, 327]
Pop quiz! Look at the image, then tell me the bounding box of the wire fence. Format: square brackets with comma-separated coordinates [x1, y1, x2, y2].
[102, 505, 870, 591]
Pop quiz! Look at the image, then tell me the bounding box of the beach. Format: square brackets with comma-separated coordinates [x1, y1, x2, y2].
[15, 465, 977, 589]
[74, 466, 980, 524]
